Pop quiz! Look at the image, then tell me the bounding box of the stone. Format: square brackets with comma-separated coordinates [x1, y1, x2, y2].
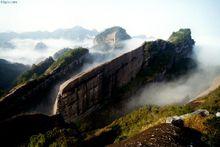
[216, 112, 220, 117]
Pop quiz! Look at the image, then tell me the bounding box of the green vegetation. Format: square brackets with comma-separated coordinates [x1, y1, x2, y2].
[143, 40, 175, 77]
[87, 86, 220, 145]
[28, 128, 81, 147]
[168, 28, 192, 44]
[16, 57, 54, 85]
[90, 105, 194, 142]
[46, 48, 88, 74]
[27, 86, 220, 146]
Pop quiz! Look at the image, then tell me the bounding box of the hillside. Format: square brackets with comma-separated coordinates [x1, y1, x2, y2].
[16, 57, 54, 85]
[0, 47, 90, 120]
[0, 59, 29, 91]
[45, 48, 89, 74]
[24, 69, 220, 147]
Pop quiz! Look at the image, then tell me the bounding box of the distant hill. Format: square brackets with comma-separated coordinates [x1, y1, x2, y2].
[0, 26, 98, 42]
[0, 59, 29, 90]
[0, 41, 15, 49]
[93, 26, 131, 51]
[34, 42, 48, 50]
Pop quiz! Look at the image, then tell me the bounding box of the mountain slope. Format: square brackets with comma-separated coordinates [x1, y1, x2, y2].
[0, 59, 29, 90]
[16, 57, 54, 85]
[0, 48, 89, 120]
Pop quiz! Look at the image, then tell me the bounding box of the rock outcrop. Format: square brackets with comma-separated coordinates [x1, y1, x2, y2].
[57, 46, 144, 122]
[0, 48, 89, 121]
[108, 123, 206, 147]
[57, 28, 195, 123]
[93, 26, 131, 51]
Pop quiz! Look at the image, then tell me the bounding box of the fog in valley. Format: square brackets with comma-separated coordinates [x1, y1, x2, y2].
[127, 36, 220, 109]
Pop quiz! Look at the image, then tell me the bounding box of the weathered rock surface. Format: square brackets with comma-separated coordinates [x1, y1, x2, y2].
[57, 46, 144, 122]
[108, 123, 206, 147]
[93, 26, 131, 51]
[57, 28, 195, 123]
[0, 48, 89, 121]
[166, 109, 209, 128]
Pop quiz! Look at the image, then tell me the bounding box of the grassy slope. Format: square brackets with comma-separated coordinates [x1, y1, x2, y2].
[45, 48, 88, 74]
[27, 85, 220, 146]
[88, 86, 220, 145]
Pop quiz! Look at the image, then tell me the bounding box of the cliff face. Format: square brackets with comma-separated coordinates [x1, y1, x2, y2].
[57, 29, 195, 123]
[93, 26, 131, 51]
[57, 47, 144, 122]
[0, 48, 89, 121]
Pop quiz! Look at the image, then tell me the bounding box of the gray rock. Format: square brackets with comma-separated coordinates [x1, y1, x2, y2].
[93, 26, 131, 51]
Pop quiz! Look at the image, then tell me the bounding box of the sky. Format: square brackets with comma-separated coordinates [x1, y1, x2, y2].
[0, 0, 220, 39]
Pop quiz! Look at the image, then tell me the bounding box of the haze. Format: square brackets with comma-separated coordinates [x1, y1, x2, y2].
[0, 0, 220, 39]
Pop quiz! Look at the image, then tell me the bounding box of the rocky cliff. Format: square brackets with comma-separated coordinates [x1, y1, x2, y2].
[0, 48, 89, 121]
[93, 26, 131, 51]
[57, 28, 195, 123]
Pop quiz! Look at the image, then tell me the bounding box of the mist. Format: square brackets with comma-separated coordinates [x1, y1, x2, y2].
[28, 37, 148, 115]
[127, 36, 220, 108]
[0, 38, 94, 65]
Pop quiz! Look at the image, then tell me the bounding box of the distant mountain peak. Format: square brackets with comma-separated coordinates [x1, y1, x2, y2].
[93, 26, 131, 51]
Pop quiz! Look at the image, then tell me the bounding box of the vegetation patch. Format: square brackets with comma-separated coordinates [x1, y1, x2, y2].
[46, 48, 88, 74]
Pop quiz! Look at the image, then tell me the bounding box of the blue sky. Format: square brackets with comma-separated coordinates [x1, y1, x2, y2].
[0, 0, 219, 39]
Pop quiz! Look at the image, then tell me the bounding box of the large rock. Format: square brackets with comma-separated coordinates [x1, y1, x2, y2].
[57, 46, 144, 122]
[93, 26, 131, 51]
[108, 123, 206, 147]
[57, 28, 195, 123]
